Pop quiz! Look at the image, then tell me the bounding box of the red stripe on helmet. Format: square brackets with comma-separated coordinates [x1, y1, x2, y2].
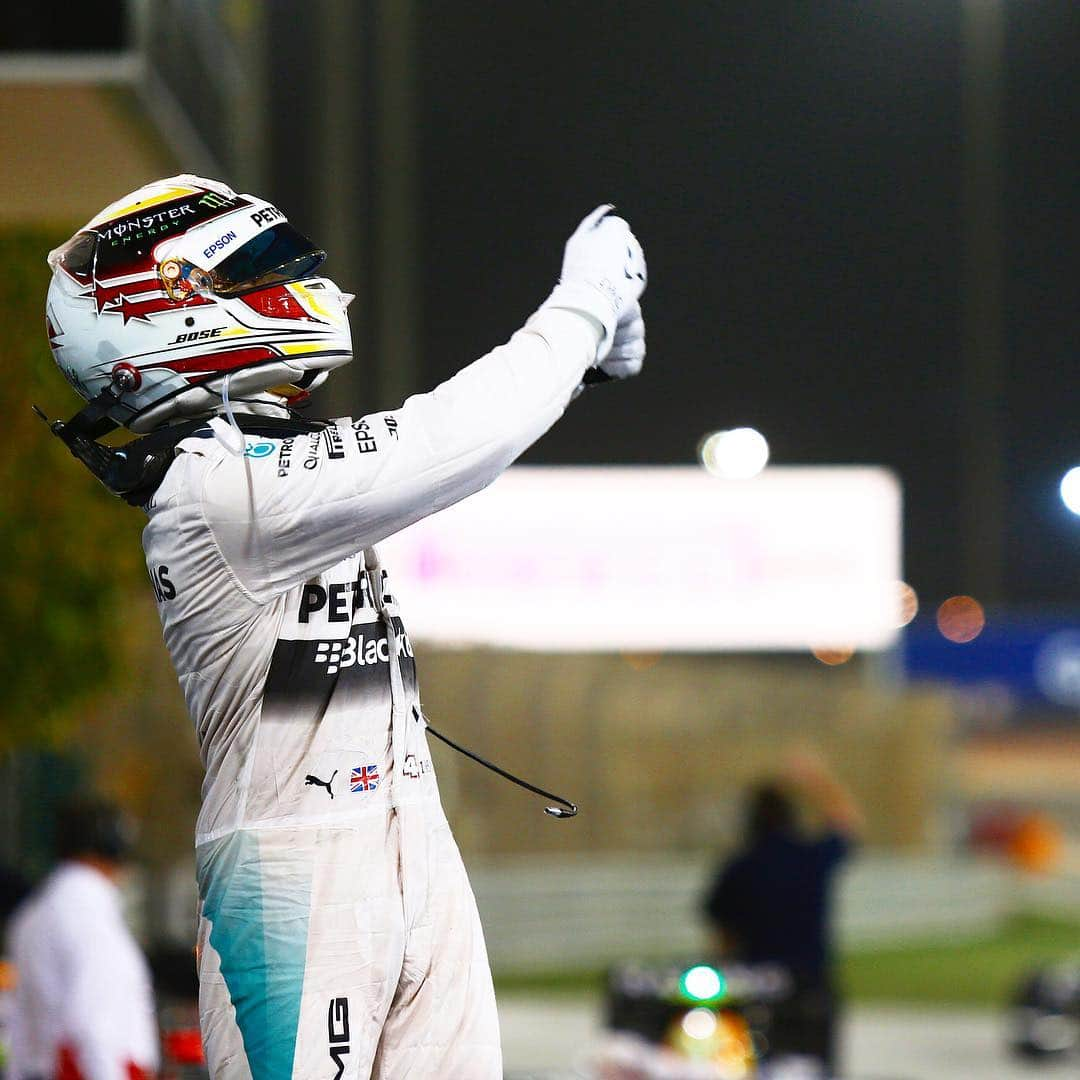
[151, 346, 281, 375]
[99, 292, 214, 323]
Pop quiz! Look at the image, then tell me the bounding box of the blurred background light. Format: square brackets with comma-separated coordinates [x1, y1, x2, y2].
[680, 1006, 719, 1041]
[895, 581, 920, 628]
[1060, 466, 1080, 516]
[679, 964, 726, 1003]
[937, 595, 986, 644]
[812, 645, 856, 666]
[699, 428, 770, 480]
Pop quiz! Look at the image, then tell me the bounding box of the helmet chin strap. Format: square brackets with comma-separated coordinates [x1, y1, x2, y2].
[33, 374, 208, 505]
[35, 368, 329, 505]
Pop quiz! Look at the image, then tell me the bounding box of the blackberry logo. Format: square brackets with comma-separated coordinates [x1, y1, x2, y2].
[314, 641, 345, 674]
[313, 629, 413, 676]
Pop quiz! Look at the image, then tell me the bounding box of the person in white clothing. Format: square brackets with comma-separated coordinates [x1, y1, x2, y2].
[41, 175, 647, 1077]
[6, 800, 159, 1080]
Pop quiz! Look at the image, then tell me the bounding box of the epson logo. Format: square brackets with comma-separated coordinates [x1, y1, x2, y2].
[328, 997, 349, 1080]
[170, 327, 224, 345]
[352, 418, 378, 454]
[203, 230, 238, 260]
[251, 205, 285, 228]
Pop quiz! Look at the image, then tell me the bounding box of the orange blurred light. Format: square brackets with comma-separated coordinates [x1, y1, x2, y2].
[1008, 813, 1064, 874]
[937, 595, 986, 643]
[812, 645, 855, 666]
[895, 581, 919, 628]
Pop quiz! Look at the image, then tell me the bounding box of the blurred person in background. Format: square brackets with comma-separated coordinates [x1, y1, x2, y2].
[5, 798, 159, 1080]
[41, 177, 646, 1077]
[701, 751, 863, 1077]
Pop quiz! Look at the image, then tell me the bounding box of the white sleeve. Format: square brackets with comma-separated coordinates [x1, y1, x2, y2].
[198, 306, 600, 601]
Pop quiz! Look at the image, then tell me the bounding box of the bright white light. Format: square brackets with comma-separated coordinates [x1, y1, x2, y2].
[1061, 467, 1080, 516]
[700, 428, 770, 480]
[681, 1007, 718, 1041]
[682, 965, 724, 1000]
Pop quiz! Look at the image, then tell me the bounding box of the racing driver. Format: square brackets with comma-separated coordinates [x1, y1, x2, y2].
[42, 175, 646, 1077]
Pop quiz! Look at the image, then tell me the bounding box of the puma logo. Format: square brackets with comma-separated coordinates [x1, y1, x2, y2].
[305, 770, 337, 798]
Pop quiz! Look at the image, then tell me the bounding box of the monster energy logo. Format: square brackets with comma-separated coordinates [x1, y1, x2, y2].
[99, 205, 196, 240]
[198, 192, 233, 209]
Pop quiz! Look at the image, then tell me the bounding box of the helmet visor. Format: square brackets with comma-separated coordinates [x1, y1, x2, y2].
[47, 231, 98, 282]
[208, 223, 326, 297]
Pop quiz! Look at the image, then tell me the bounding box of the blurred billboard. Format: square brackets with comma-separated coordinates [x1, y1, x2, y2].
[380, 465, 902, 651]
[906, 617, 1080, 711]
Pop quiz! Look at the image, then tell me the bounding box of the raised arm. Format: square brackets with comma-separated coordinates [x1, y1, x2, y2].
[783, 748, 865, 839]
[198, 207, 647, 600]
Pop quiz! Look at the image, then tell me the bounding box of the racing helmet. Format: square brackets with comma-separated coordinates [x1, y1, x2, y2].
[45, 175, 353, 434]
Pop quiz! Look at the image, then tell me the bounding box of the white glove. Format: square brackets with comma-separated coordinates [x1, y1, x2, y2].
[541, 205, 647, 362]
[573, 300, 646, 397]
[599, 299, 645, 380]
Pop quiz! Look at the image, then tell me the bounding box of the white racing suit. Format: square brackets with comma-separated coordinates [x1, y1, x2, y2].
[141, 305, 600, 1078]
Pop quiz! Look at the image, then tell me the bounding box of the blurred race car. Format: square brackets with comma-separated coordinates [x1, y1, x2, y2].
[1008, 962, 1080, 1061]
[594, 959, 829, 1079]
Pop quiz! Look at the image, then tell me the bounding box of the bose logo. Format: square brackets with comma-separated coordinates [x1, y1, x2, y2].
[170, 327, 224, 345]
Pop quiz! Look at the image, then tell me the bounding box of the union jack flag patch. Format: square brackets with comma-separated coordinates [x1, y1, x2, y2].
[351, 764, 380, 793]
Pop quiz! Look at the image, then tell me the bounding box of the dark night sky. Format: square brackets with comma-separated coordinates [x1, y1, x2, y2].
[416, 2, 1079, 609]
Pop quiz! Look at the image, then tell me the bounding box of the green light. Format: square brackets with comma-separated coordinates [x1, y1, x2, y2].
[679, 964, 727, 1003]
